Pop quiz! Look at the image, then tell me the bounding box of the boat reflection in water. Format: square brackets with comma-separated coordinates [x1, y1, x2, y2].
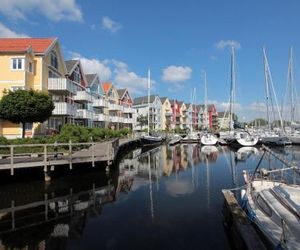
[0, 144, 271, 250]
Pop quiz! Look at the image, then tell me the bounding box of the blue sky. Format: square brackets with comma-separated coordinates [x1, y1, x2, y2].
[0, 0, 300, 120]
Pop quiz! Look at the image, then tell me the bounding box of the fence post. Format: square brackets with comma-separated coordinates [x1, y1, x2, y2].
[44, 144, 47, 166]
[69, 140, 72, 170]
[10, 145, 14, 176]
[45, 193, 48, 221]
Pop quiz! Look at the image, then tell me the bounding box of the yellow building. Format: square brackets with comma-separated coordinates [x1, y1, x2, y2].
[0, 38, 67, 138]
[160, 97, 172, 131]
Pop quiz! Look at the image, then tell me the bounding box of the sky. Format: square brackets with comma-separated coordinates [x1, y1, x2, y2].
[0, 0, 300, 121]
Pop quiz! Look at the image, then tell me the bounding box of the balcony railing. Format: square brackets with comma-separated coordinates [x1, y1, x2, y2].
[165, 111, 173, 116]
[48, 78, 76, 94]
[76, 109, 93, 120]
[109, 116, 124, 123]
[123, 118, 135, 124]
[92, 98, 106, 107]
[52, 102, 76, 116]
[108, 103, 122, 111]
[74, 91, 93, 103]
[93, 114, 109, 122]
[123, 106, 135, 113]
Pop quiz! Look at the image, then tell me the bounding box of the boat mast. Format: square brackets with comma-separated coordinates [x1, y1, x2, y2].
[229, 46, 236, 131]
[288, 47, 295, 123]
[147, 69, 151, 135]
[263, 47, 271, 131]
[203, 71, 208, 129]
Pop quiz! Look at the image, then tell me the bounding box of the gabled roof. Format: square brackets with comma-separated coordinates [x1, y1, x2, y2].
[65, 60, 79, 75]
[117, 89, 126, 98]
[86, 74, 98, 85]
[0, 38, 56, 54]
[102, 82, 113, 94]
[160, 97, 168, 103]
[133, 95, 157, 105]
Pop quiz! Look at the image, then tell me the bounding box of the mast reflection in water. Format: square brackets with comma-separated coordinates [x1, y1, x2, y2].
[2, 144, 297, 249]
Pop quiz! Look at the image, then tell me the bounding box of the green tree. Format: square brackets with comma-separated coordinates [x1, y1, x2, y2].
[0, 89, 54, 138]
[137, 115, 148, 129]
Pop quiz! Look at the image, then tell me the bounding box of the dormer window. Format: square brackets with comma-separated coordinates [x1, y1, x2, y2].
[73, 66, 81, 83]
[50, 51, 58, 69]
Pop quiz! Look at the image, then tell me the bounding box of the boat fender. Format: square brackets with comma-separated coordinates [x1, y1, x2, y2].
[240, 189, 248, 209]
[241, 189, 246, 199]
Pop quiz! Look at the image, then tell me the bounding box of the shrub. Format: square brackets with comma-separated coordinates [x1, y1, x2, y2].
[56, 124, 90, 143]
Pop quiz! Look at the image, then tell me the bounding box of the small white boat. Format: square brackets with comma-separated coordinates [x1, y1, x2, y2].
[201, 133, 218, 146]
[181, 132, 200, 143]
[235, 131, 258, 147]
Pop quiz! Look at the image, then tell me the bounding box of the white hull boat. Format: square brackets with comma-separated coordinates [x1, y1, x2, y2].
[242, 176, 300, 250]
[201, 133, 218, 146]
[235, 131, 258, 146]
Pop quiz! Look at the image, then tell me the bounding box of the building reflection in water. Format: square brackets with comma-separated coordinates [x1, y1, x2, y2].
[0, 144, 222, 249]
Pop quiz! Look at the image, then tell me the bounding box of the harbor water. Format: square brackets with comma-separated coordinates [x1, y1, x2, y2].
[0, 144, 299, 250]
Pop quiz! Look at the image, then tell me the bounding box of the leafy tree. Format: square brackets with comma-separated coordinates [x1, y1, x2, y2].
[0, 89, 54, 138]
[249, 118, 268, 127]
[137, 115, 148, 129]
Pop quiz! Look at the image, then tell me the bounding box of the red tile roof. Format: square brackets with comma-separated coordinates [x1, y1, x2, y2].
[0, 38, 56, 54]
[102, 82, 112, 93]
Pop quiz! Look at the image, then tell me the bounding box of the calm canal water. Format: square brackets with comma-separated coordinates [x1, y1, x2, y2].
[0, 144, 299, 250]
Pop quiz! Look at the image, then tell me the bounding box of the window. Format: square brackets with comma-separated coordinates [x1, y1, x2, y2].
[11, 58, 24, 70]
[73, 66, 81, 83]
[50, 51, 58, 69]
[28, 62, 33, 73]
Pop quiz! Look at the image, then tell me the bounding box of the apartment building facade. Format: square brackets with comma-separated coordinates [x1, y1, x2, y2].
[0, 38, 135, 138]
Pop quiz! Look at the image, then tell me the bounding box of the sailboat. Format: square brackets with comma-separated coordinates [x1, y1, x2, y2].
[241, 147, 300, 249]
[258, 48, 291, 146]
[141, 69, 163, 146]
[224, 46, 258, 147]
[181, 88, 201, 143]
[285, 47, 300, 145]
[200, 71, 218, 146]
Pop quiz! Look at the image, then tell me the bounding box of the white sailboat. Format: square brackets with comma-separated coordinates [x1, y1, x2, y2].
[141, 69, 163, 146]
[242, 151, 300, 249]
[285, 47, 300, 145]
[200, 71, 218, 146]
[258, 48, 291, 146]
[181, 88, 200, 143]
[224, 46, 258, 147]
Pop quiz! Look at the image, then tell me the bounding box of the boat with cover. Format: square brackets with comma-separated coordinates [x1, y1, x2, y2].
[141, 69, 163, 147]
[241, 146, 300, 249]
[168, 134, 182, 146]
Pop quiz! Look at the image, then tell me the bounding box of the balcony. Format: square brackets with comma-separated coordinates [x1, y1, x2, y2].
[123, 118, 135, 124]
[123, 106, 135, 113]
[48, 78, 76, 94]
[108, 103, 122, 111]
[109, 116, 123, 123]
[94, 114, 109, 122]
[74, 91, 93, 103]
[165, 111, 173, 116]
[76, 109, 93, 120]
[52, 102, 76, 116]
[92, 98, 106, 107]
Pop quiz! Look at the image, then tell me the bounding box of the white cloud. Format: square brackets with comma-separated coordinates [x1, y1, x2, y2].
[113, 60, 152, 95]
[102, 16, 122, 33]
[0, 0, 83, 22]
[70, 53, 149, 95]
[71, 52, 112, 82]
[162, 65, 192, 83]
[216, 40, 241, 50]
[0, 22, 29, 38]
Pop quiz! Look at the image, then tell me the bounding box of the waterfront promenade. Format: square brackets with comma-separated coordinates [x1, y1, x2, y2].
[0, 137, 141, 180]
